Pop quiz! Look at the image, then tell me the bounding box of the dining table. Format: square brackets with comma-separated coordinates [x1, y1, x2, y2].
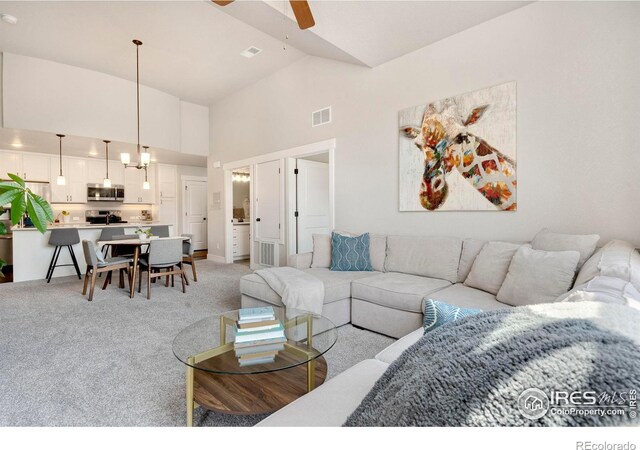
[96, 236, 188, 298]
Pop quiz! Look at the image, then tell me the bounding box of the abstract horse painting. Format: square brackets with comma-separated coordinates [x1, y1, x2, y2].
[398, 82, 516, 211]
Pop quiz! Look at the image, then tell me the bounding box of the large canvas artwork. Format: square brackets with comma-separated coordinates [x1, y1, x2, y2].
[398, 81, 516, 211]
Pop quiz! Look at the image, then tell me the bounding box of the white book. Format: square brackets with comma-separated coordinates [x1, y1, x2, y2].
[238, 355, 275, 367]
[235, 343, 285, 356]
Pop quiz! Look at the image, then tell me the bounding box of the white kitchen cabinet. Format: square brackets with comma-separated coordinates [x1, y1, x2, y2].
[21, 154, 50, 182]
[233, 224, 250, 259]
[0, 151, 50, 182]
[124, 166, 156, 204]
[0, 151, 22, 180]
[157, 164, 177, 199]
[49, 156, 86, 203]
[158, 196, 177, 229]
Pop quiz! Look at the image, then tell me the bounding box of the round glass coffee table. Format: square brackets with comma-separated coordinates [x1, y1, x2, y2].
[173, 307, 337, 426]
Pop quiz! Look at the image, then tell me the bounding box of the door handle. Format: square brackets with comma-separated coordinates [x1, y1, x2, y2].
[203, 218, 207, 221]
[256, 218, 261, 222]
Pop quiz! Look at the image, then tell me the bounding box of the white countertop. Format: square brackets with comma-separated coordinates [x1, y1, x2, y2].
[12, 222, 171, 231]
[233, 222, 250, 226]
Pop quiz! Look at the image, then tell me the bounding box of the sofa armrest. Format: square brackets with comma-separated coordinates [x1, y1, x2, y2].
[289, 252, 313, 269]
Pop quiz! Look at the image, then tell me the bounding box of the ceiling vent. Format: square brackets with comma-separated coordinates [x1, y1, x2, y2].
[240, 46, 262, 58]
[312, 106, 331, 127]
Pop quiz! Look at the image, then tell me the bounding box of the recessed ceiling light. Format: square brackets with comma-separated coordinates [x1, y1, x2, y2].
[1, 14, 18, 25]
[10, 142, 23, 148]
[240, 46, 262, 58]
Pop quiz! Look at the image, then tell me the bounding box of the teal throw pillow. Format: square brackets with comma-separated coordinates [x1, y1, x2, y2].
[423, 299, 482, 334]
[330, 232, 373, 272]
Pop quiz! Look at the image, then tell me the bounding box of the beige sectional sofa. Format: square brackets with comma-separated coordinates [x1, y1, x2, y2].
[241, 235, 513, 338]
[251, 237, 639, 426]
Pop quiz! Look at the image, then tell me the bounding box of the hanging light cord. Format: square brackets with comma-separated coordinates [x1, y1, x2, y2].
[134, 39, 142, 166]
[59, 136, 63, 176]
[105, 141, 110, 179]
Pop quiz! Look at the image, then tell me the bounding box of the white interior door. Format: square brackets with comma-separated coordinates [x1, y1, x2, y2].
[184, 180, 208, 250]
[296, 159, 330, 253]
[255, 160, 281, 241]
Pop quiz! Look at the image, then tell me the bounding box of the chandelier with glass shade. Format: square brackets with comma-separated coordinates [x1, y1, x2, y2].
[120, 39, 151, 190]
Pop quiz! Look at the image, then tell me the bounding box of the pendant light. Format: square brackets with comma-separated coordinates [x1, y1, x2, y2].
[56, 134, 66, 186]
[142, 146, 150, 190]
[121, 38, 151, 186]
[143, 167, 150, 190]
[103, 140, 112, 188]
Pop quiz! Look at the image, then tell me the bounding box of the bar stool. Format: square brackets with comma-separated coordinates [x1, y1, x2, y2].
[150, 225, 170, 238]
[97, 227, 126, 257]
[46, 229, 82, 283]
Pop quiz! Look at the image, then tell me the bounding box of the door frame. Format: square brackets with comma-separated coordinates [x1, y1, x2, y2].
[181, 175, 208, 247]
[223, 138, 336, 266]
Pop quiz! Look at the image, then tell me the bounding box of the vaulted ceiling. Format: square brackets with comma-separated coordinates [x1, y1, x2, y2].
[0, 1, 531, 106]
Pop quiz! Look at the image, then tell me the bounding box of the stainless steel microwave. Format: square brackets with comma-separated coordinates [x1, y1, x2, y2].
[87, 184, 125, 202]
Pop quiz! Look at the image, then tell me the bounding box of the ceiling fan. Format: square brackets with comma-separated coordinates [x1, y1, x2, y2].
[212, 0, 315, 30]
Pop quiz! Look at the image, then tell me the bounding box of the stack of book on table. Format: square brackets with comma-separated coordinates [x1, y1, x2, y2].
[234, 307, 286, 366]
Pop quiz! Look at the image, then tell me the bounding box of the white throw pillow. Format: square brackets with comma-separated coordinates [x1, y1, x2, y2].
[457, 239, 486, 283]
[497, 246, 580, 306]
[558, 276, 640, 311]
[310, 234, 331, 268]
[464, 241, 522, 295]
[531, 228, 599, 269]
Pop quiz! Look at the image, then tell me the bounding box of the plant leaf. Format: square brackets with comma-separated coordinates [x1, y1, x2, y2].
[11, 193, 27, 226]
[0, 258, 5, 277]
[29, 192, 54, 223]
[26, 194, 50, 234]
[0, 222, 6, 235]
[7, 173, 25, 187]
[0, 189, 22, 208]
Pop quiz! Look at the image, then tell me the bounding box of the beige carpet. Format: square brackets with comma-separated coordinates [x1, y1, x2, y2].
[0, 260, 394, 426]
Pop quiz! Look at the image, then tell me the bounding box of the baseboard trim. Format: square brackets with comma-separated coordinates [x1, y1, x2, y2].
[207, 254, 227, 263]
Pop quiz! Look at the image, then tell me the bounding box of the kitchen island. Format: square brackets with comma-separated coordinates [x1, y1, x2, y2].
[11, 223, 174, 283]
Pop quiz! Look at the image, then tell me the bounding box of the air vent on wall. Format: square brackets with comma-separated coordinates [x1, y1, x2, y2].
[312, 106, 331, 127]
[240, 46, 262, 58]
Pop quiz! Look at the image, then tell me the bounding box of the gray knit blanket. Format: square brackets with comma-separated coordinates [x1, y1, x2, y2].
[345, 305, 640, 426]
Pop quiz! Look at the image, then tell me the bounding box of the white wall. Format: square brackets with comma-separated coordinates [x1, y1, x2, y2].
[207, 2, 640, 258]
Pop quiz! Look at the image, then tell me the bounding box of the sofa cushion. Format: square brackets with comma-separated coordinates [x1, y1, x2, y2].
[375, 328, 423, 364]
[532, 228, 599, 269]
[255, 359, 389, 427]
[423, 299, 482, 333]
[497, 247, 580, 306]
[352, 272, 450, 313]
[457, 239, 486, 283]
[574, 240, 640, 290]
[385, 235, 462, 283]
[558, 276, 640, 310]
[330, 232, 373, 272]
[464, 241, 522, 295]
[240, 269, 378, 306]
[310, 234, 331, 268]
[428, 283, 510, 311]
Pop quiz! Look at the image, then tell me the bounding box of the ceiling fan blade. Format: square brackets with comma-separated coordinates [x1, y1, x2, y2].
[212, 1, 234, 6]
[289, 0, 315, 30]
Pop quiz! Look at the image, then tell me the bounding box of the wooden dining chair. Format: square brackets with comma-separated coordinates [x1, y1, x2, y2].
[138, 239, 187, 299]
[81, 240, 133, 301]
[181, 234, 198, 285]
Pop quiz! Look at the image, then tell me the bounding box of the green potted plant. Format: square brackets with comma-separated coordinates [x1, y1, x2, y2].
[135, 227, 155, 240]
[0, 173, 54, 277]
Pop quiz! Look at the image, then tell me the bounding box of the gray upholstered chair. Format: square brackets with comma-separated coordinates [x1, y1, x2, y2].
[97, 227, 126, 257]
[46, 228, 82, 283]
[150, 225, 170, 238]
[138, 239, 186, 299]
[181, 234, 198, 284]
[81, 240, 133, 301]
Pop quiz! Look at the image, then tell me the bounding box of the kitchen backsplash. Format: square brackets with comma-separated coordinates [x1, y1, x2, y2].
[51, 203, 156, 223]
